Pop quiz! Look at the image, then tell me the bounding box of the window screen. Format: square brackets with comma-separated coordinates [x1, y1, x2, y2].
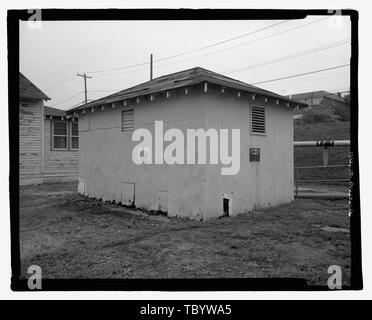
[53, 121, 67, 149]
[122, 109, 134, 132]
[251, 106, 266, 134]
[71, 122, 79, 150]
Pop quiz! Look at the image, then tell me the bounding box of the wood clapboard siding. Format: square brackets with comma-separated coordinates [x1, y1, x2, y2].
[19, 101, 79, 184]
[19, 101, 42, 180]
[43, 118, 79, 177]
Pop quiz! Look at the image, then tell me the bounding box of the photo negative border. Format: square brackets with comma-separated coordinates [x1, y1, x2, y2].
[8, 8, 362, 291]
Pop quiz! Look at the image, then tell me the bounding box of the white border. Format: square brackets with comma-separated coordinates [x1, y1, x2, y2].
[1, 0, 371, 300]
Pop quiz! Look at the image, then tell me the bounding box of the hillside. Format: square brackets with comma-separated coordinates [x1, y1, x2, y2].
[294, 121, 350, 183]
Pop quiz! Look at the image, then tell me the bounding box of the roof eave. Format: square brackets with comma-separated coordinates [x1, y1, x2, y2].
[67, 81, 307, 113]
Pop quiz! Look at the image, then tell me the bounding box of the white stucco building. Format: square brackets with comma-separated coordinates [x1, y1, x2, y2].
[68, 67, 306, 220]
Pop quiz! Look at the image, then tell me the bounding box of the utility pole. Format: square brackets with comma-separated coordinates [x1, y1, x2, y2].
[150, 54, 153, 80]
[77, 73, 92, 104]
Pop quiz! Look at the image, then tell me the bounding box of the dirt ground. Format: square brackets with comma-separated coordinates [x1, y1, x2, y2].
[19, 182, 351, 286]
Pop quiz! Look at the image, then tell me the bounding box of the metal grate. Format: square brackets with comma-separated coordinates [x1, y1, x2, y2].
[251, 106, 265, 134]
[122, 109, 134, 132]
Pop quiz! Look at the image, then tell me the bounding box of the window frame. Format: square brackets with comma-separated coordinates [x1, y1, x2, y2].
[52, 120, 68, 150]
[70, 121, 79, 151]
[250, 105, 266, 136]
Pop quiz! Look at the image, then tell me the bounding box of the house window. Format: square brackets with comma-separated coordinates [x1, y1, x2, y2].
[52, 121, 68, 149]
[251, 106, 266, 134]
[71, 122, 79, 150]
[122, 109, 134, 132]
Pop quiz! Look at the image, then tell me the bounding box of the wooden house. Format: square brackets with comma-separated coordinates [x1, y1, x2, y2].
[19, 73, 79, 185]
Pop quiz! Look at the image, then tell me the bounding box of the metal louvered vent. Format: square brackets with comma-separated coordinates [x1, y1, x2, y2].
[122, 109, 134, 132]
[251, 106, 265, 134]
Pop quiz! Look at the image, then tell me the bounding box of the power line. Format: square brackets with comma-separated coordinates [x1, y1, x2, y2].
[63, 64, 349, 108]
[87, 65, 350, 101]
[265, 72, 349, 89]
[56, 91, 117, 107]
[48, 91, 83, 107]
[224, 39, 350, 75]
[86, 20, 290, 74]
[92, 16, 329, 78]
[251, 64, 350, 85]
[44, 75, 75, 91]
[153, 21, 290, 63]
[62, 100, 86, 110]
[77, 73, 93, 104]
[46, 17, 334, 106]
[47, 78, 80, 94]
[88, 39, 350, 95]
[89, 89, 122, 93]
[70, 100, 85, 107]
[174, 16, 329, 64]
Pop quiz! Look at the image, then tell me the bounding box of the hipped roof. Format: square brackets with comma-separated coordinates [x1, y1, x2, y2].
[67, 67, 307, 112]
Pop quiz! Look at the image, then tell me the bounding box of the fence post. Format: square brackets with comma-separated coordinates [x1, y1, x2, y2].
[323, 147, 329, 167]
[295, 167, 299, 196]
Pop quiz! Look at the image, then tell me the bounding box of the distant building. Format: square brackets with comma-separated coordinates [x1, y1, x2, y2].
[289, 90, 349, 120]
[68, 67, 307, 220]
[19, 73, 79, 185]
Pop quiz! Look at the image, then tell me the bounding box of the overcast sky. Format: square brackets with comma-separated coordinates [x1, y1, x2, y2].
[20, 15, 351, 110]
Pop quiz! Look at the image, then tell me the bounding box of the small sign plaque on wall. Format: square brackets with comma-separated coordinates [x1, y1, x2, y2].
[249, 148, 260, 162]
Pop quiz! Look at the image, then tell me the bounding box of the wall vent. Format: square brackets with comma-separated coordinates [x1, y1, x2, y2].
[122, 109, 134, 132]
[251, 106, 266, 134]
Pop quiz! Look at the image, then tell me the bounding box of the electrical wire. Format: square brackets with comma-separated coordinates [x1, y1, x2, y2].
[251, 64, 350, 85]
[90, 16, 329, 78]
[48, 91, 84, 107]
[85, 20, 290, 74]
[224, 39, 350, 74]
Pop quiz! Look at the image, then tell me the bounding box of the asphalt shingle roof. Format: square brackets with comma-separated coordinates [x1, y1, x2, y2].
[20, 73, 50, 101]
[290, 90, 346, 104]
[67, 67, 307, 112]
[44, 106, 67, 117]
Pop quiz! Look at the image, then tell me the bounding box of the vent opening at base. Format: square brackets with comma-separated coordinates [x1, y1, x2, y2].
[222, 197, 230, 217]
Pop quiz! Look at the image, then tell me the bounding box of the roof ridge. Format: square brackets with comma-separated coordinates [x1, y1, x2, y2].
[67, 66, 307, 111]
[291, 90, 331, 96]
[67, 67, 204, 110]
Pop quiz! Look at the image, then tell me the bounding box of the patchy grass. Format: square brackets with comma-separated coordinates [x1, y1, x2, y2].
[19, 182, 351, 286]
